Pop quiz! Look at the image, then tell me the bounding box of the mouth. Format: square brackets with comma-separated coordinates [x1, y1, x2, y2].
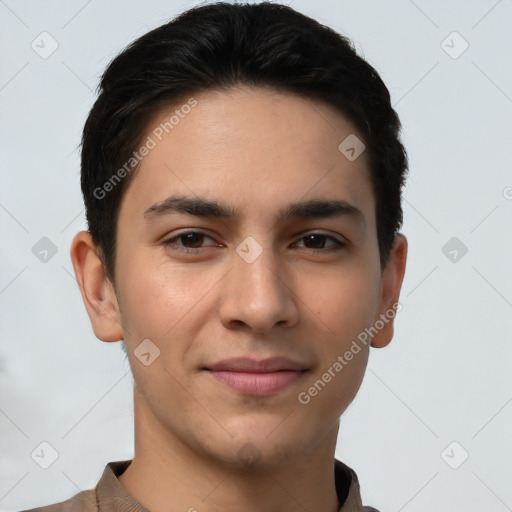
[203, 357, 309, 396]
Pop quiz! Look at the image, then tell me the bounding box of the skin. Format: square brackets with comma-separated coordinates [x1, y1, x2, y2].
[70, 85, 407, 512]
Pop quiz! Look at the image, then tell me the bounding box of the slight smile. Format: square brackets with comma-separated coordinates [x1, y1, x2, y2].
[203, 357, 310, 396]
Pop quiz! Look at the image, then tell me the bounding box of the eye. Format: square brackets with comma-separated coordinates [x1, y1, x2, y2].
[293, 233, 346, 252]
[162, 231, 220, 253]
[162, 230, 346, 256]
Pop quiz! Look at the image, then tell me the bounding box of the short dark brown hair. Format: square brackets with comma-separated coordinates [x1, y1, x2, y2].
[80, 1, 408, 284]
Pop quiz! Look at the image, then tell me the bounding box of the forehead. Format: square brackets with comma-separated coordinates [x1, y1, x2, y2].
[118, 86, 375, 226]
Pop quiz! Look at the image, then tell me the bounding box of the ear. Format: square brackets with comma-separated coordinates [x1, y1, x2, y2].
[370, 234, 408, 349]
[69, 231, 123, 342]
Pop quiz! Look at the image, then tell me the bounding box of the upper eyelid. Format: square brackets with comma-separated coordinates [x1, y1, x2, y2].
[294, 234, 345, 246]
[165, 230, 217, 243]
[294, 229, 347, 243]
[164, 230, 346, 246]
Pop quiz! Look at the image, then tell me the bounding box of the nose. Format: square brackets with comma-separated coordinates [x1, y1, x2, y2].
[218, 243, 300, 334]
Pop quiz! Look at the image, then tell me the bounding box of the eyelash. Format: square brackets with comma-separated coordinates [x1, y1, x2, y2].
[162, 230, 346, 255]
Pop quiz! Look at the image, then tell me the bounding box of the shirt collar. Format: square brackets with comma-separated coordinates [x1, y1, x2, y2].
[96, 459, 368, 512]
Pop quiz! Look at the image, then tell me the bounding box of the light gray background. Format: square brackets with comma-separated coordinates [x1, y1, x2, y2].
[1, 0, 511, 510]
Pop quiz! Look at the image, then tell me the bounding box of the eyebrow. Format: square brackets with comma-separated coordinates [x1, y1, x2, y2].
[143, 194, 365, 226]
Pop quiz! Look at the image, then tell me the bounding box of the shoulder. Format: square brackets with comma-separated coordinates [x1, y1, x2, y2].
[19, 489, 98, 512]
[363, 507, 382, 511]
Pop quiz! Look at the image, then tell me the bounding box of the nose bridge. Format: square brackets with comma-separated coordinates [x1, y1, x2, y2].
[219, 238, 299, 332]
[238, 244, 282, 296]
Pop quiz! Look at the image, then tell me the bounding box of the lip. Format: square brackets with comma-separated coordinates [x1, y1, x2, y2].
[206, 357, 308, 373]
[204, 357, 309, 396]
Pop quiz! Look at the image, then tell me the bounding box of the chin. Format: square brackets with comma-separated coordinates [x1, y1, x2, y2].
[202, 423, 308, 471]
[213, 444, 299, 472]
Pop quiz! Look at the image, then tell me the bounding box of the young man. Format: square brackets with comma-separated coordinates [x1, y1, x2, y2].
[25, 2, 407, 511]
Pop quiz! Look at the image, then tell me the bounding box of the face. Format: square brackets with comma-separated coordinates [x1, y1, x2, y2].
[97, 86, 401, 468]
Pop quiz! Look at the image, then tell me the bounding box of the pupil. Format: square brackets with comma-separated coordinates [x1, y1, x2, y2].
[304, 235, 324, 248]
[183, 233, 203, 248]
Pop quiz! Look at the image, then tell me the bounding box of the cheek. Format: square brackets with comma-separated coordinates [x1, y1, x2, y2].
[301, 267, 379, 413]
[117, 253, 207, 336]
[301, 266, 380, 342]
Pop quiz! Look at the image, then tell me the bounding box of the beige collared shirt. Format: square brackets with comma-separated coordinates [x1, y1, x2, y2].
[22, 459, 380, 512]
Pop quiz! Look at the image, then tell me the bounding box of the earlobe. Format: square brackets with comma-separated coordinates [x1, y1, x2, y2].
[370, 234, 408, 349]
[69, 231, 124, 342]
